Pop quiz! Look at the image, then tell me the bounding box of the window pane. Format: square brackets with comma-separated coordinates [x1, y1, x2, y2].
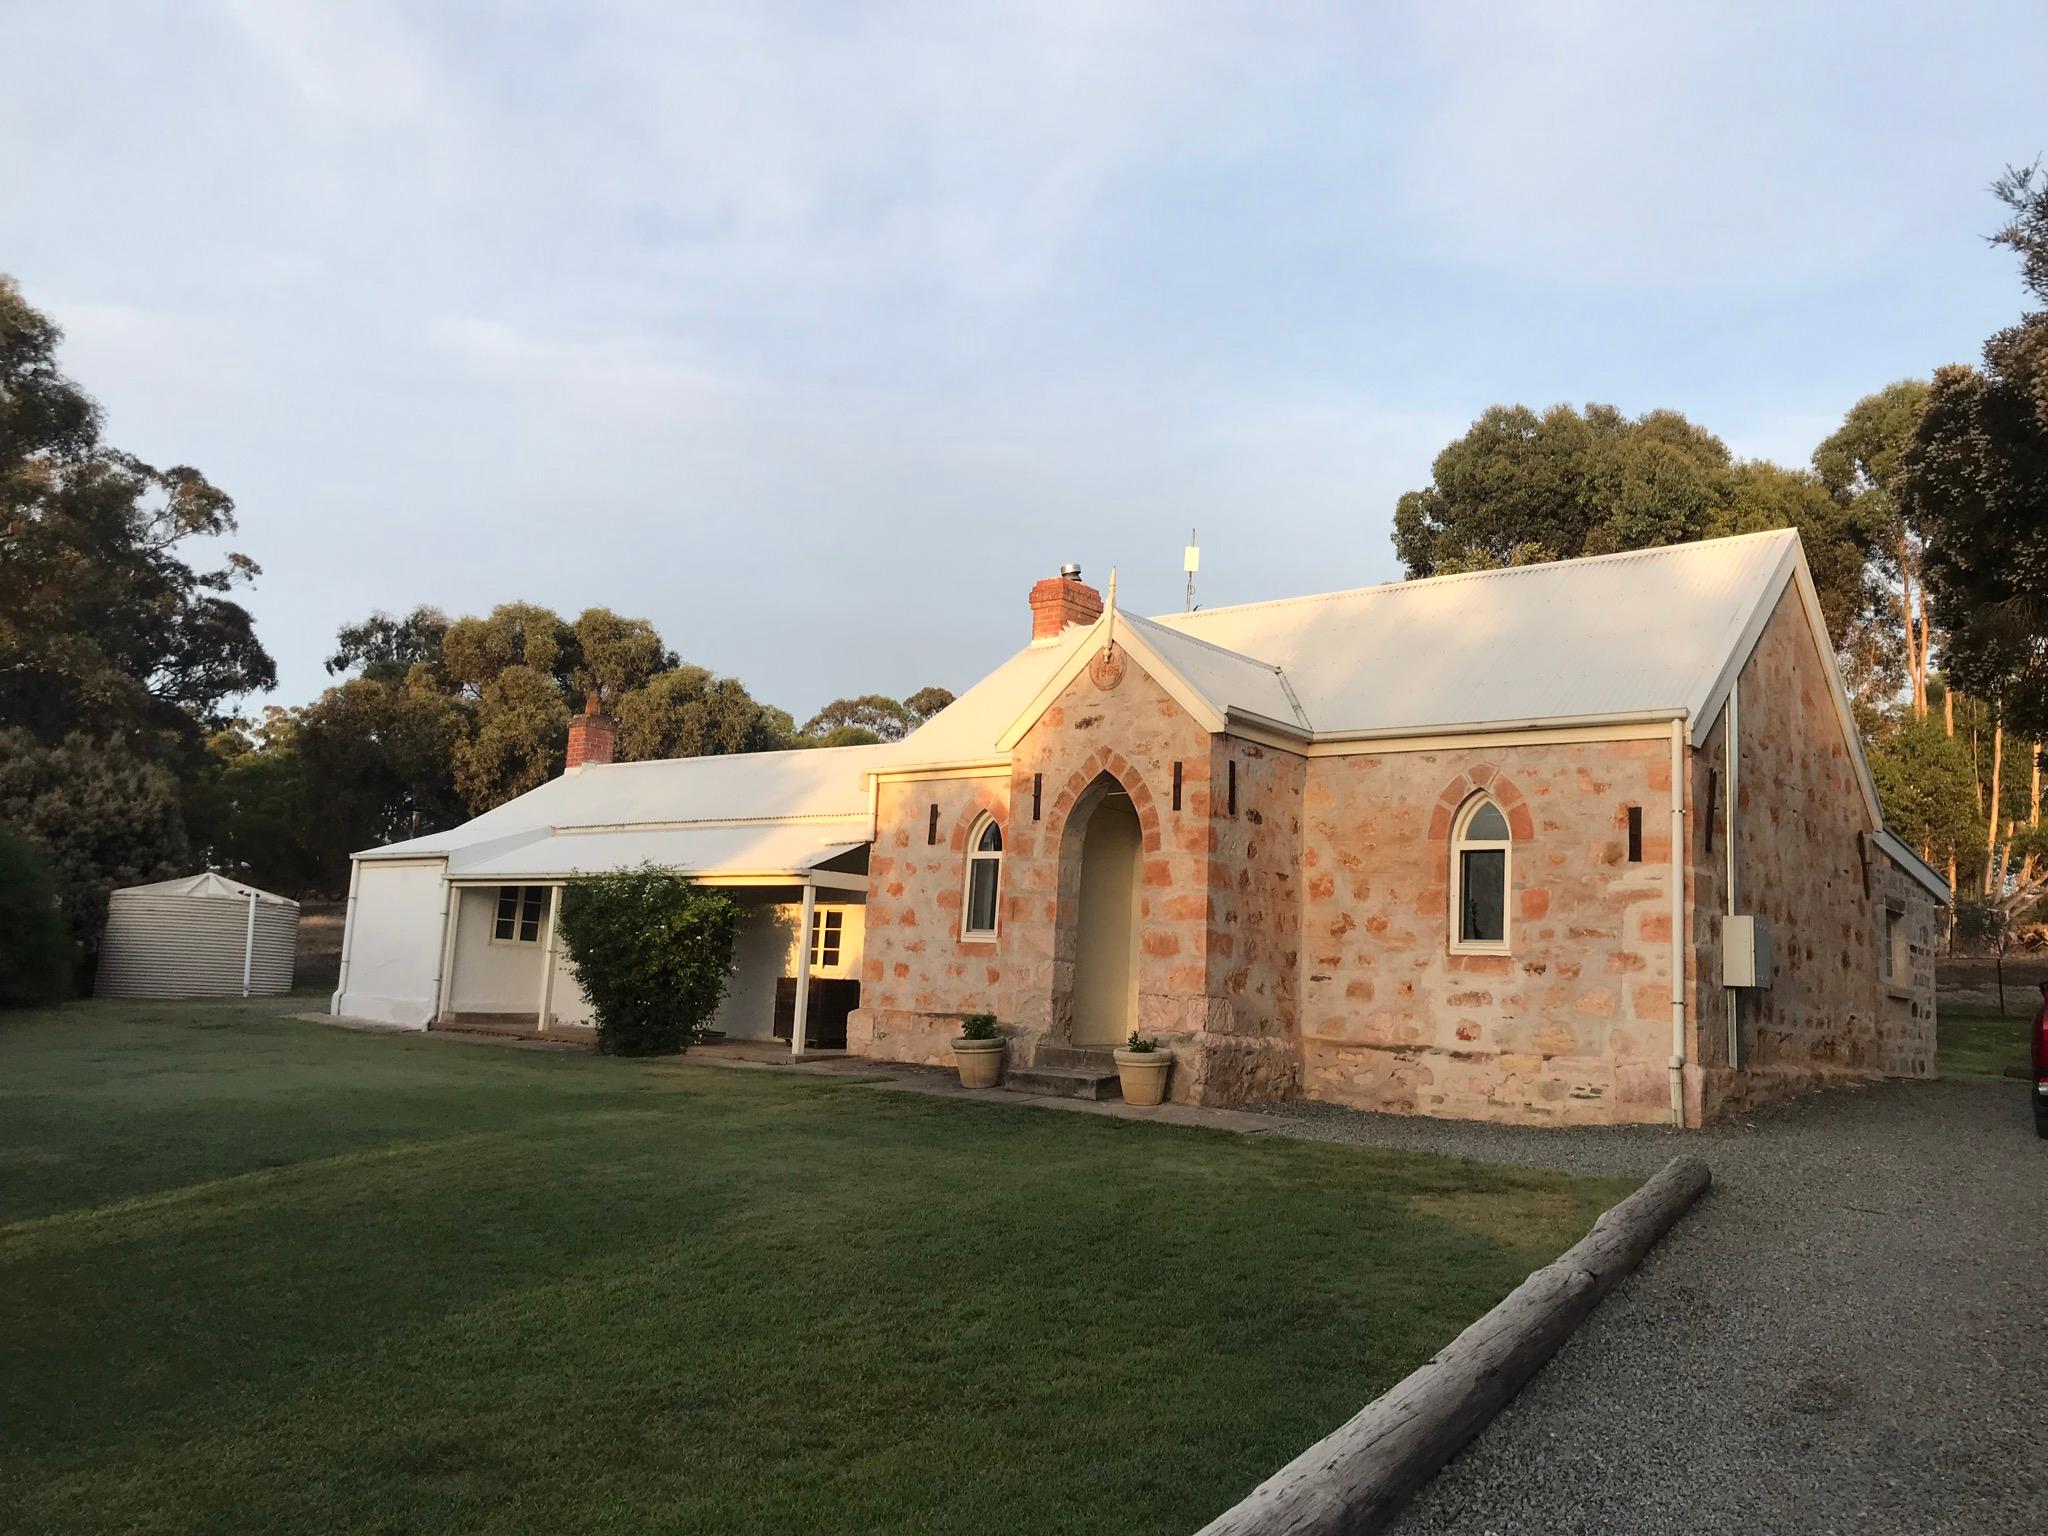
[1461, 849, 1506, 943]
[495, 886, 517, 940]
[519, 887, 544, 943]
[978, 820, 1002, 853]
[967, 858, 999, 933]
[1465, 802, 1509, 841]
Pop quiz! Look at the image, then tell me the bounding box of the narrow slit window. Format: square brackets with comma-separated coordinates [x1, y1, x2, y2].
[1172, 761, 1183, 811]
[1227, 761, 1237, 816]
[1032, 772, 1042, 821]
[1451, 799, 1511, 950]
[928, 803, 940, 845]
[1627, 806, 1643, 863]
[963, 817, 1003, 939]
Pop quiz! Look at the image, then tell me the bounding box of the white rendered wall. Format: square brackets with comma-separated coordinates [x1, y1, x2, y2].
[334, 861, 448, 1028]
[445, 886, 546, 1014]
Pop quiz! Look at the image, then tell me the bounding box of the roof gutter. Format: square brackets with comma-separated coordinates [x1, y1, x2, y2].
[1304, 707, 1689, 746]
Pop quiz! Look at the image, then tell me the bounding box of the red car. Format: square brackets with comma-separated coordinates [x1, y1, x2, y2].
[2035, 983, 2048, 1137]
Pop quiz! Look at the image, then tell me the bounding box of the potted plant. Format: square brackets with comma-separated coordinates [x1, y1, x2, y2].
[951, 1012, 1005, 1089]
[1113, 1031, 1171, 1106]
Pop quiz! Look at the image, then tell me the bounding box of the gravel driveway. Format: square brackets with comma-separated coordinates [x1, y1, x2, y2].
[1252, 1076, 2046, 1536]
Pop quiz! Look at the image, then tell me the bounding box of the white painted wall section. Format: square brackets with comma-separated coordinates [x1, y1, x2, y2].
[333, 861, 448, 1027]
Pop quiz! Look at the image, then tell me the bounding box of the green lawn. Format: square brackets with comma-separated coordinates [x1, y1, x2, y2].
[1, 1000, 1630, 1536]
[1940, 1003, 2033, 1082]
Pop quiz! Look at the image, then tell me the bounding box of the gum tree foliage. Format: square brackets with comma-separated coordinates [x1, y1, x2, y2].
[615, 666, 780, 761]
[554, 868, 742, 1056]
[1906, 163, 2048, 737]
[800, 686, 956, 745]
[0, 277, 274, 943]
[0, 729, 188, 945]
[1391, 402, 1886, 643]
[327, 607, 450, 686]
[0, 830, 73, 1005]
[0, 278, 274, 743]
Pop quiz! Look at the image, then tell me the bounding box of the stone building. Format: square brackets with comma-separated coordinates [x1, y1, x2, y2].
[332, 529, 1945, 1128]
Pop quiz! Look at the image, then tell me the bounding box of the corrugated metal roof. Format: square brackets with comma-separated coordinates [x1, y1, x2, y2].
[356, 529, 1876, 875]
[363, 743, 894, 861]
[114, 871, 298, 906]
[1149, 529, 1799, 739]
[445, 825, 868, 882]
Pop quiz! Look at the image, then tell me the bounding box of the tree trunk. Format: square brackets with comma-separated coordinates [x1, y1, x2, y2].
[1898, 544, 1925, 717]
[1945, 686, 1955, 736]
[1984, 719, 2004, 897]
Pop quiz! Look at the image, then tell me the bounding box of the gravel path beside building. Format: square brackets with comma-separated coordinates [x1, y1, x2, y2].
[1250, 1079, 2046, 1536]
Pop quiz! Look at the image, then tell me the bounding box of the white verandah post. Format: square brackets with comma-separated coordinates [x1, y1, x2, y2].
[792, 881, 816, 1059]
[536, 884, 562, 1033]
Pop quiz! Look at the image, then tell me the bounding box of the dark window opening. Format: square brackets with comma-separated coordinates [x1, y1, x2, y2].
[927, 803, 940, 845]
[1459, 849, 1506, 944]
[1227, 761, 1237, 816]
[1032, 772, 1042, 820]
[1627, 806, 1643, 862]
[1172, 760, 1183, 811]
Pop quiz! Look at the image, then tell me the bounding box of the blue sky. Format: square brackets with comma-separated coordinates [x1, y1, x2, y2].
[4, 1, 2043, 722]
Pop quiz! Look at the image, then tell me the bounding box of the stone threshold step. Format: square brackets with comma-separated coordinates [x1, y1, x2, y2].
[1005, 1066, 1122, 1102]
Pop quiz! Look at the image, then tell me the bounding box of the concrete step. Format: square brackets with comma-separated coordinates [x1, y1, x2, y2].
[1005, 1065, 1122, 1101]
[1034, 1045, 1120, 1072]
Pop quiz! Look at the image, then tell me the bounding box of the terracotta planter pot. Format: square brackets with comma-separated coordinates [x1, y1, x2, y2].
[1113, 1048, 1171, 1106]
[951, 1037, 1006, 1089]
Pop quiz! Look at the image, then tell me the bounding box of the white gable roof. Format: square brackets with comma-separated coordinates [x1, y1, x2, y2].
[1149, 529, 1802, 742]
[360, 529, 1897, 875]
[357, 743, 893, 876]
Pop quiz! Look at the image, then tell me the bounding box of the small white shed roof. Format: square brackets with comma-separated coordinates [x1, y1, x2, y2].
[115, 872, 299, 906]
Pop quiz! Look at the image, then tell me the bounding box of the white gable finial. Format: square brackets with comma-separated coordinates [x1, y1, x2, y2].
[1104, 565, 1118, 653]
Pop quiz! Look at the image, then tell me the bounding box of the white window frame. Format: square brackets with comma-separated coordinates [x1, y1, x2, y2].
[809, 907, 844, 969]
[1448, 796, 1512, 956]
[962, 814, 1003, 940]
[491, 884, 549, 946]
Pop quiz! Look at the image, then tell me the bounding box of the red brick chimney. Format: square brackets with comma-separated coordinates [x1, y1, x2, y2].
[1028, 563, 1104, 641]
[565, 693, 616, 771]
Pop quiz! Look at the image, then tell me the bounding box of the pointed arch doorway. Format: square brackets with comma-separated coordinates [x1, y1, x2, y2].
[1070, 782, 1142, 1046]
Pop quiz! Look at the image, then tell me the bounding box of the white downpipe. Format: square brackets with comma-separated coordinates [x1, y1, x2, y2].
[241, 889, 258, 998]
[536, 885, 562, 1033]
[1724, 683, 1740, 1067]
[429, 879, 458, 1025]
[792, 882, 817, 1058]
[1669, 717, 1688, 1127]
[332, 857, 363, 1013]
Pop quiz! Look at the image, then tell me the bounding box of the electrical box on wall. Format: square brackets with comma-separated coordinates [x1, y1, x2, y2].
[1722, 915, 1772, 988]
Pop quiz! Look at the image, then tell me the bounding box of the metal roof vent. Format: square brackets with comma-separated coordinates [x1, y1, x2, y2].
[1060, 562, 1082, 580]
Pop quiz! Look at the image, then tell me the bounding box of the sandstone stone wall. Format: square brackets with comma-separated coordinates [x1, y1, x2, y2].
[1684, 586, 1940, 1118]
[1875, 856, 1939, 1079]
[850, 644, 1303, 1104]
[1297, 738, 1678, 1125]
[848, 773, 1011, 1066]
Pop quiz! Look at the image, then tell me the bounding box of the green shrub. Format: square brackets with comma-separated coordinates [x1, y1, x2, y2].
[0, 832, 73, 1006]
[1124, 1030, 1157, 1053]
[958, 1012, 999, 1040]
[555, 867, 741, 1056]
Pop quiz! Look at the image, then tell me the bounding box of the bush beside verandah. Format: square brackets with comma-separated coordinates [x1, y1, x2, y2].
[555, 865, 740, 1055]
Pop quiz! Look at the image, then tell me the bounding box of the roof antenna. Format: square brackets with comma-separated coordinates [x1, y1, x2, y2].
[1184, 528, 1200, 612]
